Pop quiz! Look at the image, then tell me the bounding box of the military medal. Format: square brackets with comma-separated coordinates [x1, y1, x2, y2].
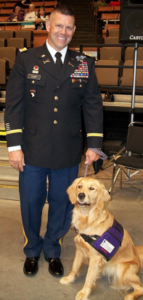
[32, 65, 39, 74]
[70, 61, 89, 78]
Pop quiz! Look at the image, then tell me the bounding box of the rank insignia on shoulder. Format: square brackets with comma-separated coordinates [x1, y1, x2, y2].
[19, 47, 27, 52]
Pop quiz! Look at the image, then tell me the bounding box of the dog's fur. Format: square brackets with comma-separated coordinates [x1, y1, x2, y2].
[60, 177, 143, 300]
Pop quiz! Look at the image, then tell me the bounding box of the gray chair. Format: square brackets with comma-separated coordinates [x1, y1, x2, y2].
[109, 122, 143, 200]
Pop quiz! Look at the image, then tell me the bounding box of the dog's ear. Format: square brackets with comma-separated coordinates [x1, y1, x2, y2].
[67, 178, 82, 204]
[102, 184, 111, 203]
[96, 184, 110, 210]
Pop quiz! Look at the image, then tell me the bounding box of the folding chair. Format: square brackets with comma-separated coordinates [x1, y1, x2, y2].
[121, 60, 143, 89]
[15, 30, 33, 48]
[0, 59, 6, 85]
[0, 30, 14, 40]
[105, 36, 120, 44]
[125, 47, 143, 62]
[109, 122, 143, 200]
[7, 37, 25, 49]
[0, 47, 16, 69]
[109, 28, 119, 36]
[100, 47, 122, 62]
[95, 59, 119, 85]
[0, 38, 6, 47]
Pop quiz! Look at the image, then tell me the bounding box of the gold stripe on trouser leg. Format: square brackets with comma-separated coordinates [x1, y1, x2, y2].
[22, 225, 28, 247]
[59, 226, 71, 248]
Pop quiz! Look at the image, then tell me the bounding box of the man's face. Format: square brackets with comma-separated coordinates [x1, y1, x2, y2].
[46, 12, 76, 51]
[29, 5, 34, 12]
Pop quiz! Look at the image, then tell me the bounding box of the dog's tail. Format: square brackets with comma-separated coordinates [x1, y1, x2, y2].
[136, 246, 143, 267]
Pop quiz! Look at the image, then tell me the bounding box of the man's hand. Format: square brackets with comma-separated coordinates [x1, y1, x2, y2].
[8, 150, 25, 172]
[85, 149, 100, 165]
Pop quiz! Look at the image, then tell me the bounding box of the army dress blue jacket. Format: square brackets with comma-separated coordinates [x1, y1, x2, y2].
[5, 43, 103, 170]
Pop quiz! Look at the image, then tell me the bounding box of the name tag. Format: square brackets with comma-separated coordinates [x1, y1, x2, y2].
[27, 74, 41, 80]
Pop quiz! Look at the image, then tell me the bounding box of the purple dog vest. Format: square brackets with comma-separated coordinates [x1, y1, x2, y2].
[81, 219, 124, 261]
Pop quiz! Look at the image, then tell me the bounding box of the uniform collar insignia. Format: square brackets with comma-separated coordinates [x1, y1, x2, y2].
[41, 54, 46, 58]
[68, 61, 74, 67]
[43, 59, 50, 64]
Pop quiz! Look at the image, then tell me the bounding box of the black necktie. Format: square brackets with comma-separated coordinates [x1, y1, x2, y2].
[55, 52, 63, 75]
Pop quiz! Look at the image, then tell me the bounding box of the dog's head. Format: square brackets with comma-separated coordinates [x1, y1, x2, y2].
[67, 177, 110, 211]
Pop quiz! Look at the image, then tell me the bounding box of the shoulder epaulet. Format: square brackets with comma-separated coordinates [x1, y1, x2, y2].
[19, 47, 27, 53]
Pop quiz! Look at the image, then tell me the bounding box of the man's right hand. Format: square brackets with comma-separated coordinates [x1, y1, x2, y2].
[8, 150, 25, 172]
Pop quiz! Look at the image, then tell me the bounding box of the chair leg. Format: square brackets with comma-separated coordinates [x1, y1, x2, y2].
[120, 169, 122, 189]
[109, 164, 120, 199]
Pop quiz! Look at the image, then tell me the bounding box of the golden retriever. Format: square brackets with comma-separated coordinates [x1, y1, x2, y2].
[60, 177, 143, 300]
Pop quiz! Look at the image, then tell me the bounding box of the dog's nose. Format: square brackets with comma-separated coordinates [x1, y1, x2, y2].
[78, 193, 85, 200]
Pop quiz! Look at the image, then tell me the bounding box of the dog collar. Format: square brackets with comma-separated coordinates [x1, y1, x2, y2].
[80, 219, 124, 261]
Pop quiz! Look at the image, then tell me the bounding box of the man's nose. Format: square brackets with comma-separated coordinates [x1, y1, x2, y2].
[60, 27, 66, 34]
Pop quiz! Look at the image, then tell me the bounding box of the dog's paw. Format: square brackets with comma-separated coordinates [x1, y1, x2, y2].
[75, 290, 89, 300]
[60, 276, 74, 285]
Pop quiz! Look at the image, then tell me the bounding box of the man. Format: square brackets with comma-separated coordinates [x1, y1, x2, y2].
[24, 4, 37, 22]
[5, 5, 103, 278]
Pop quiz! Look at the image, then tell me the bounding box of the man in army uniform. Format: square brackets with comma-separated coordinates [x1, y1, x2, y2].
[5, 5, 103, 278]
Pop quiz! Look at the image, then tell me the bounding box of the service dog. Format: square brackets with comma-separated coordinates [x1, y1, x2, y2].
[60, 177, 143, 300]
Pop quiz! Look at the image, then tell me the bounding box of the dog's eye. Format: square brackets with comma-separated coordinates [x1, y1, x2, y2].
[78, 185, 82, 189]
[89, 187, 94, 190]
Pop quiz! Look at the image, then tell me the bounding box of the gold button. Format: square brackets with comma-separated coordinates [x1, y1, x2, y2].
[54, 108, 58, 112]
[54, 96, 58, 100]
[32, 80, 35, 84]
[79, 84, 82, 87]
[53, 120, 58, 124]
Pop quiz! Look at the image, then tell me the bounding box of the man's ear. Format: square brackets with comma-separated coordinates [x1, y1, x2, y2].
[67, 178, 82, 204]
[46, 19, 50, 31]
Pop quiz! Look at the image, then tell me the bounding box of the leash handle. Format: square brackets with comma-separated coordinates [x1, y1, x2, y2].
[84, 149, 108, 177]
[84, 164, 89, 177]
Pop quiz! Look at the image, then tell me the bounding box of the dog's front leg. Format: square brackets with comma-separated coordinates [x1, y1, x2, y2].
[75, 256, 102, 300]
[60, 248, 84, 285]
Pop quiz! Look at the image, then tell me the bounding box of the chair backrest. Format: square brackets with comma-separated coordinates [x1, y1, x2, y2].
[15, 30, 32, 48]
[0, 30, 14, 40]
[44, 1, 57, 6]
[121, 60, 143, 87]
[95, 60, 119, 86]
[1, 8, 13, 14]
[0, 47, 16, 69]
[100, 47, 121, 61]
[0, 59, 6, 85]
[0, 38, 5, 47]
[125, 47, 143, 62]
[7, 37, 25, 49]
[109, 28, 119, 36]
[126, 122, 143, 154]
[105, 36, 119, 44]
